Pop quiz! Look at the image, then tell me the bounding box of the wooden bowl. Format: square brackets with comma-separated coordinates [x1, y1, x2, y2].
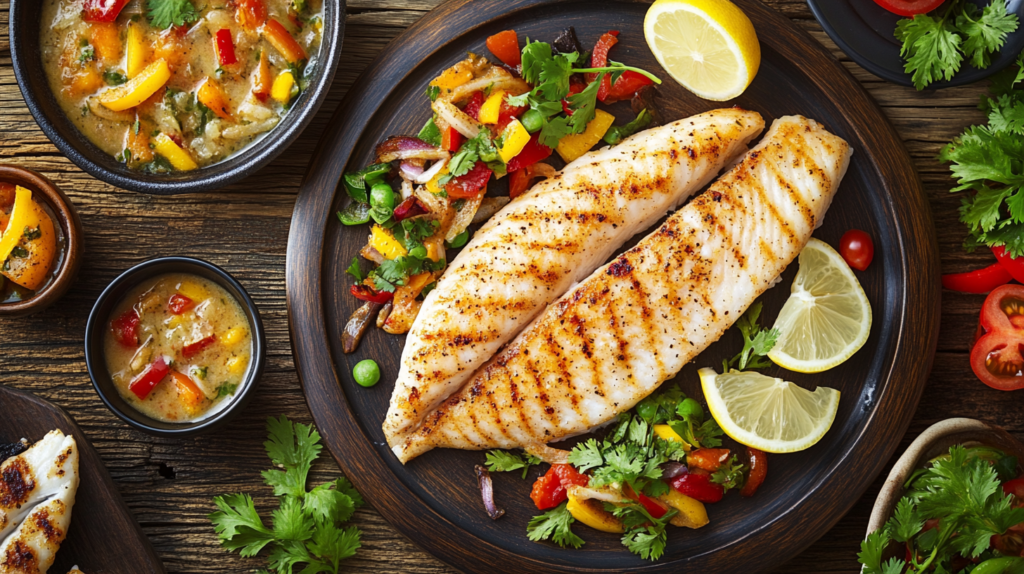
[7, 0, 346, 195]
[866, 418, 1024, 536]
[0, 165, 84, 317]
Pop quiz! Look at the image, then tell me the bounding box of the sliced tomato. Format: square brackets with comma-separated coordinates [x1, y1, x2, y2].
[83, 0, 130, 22]
[871, 0, 944, 17]
[445, 162, 492, 199]
[970, 285, 1024, 390]
[235, 0, 268, 32]
[486, 30, 521, 68]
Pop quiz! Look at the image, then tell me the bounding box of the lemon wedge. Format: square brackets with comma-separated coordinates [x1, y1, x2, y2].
[699, 368, 839, 453]
[643, 0, 760, 101]
[767, 238, 872, 373]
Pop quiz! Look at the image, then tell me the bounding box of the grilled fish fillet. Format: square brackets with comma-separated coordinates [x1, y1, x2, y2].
[384, 108, 766, 445]
[393, 115, 852, 463]
[0, 431, 79, 574]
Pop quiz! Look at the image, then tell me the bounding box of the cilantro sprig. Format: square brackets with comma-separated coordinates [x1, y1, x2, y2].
[147, 0, 200, 30]
[485, 450, 543, 479]
[895, 0, 1018, 90]
[859, 445, 1024, 574]
[209, 417, 363, 574]
[527, 502, 586, 549]
[722, 302, 779, 372]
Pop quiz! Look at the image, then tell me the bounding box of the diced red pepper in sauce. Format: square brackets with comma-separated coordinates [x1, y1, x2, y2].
[445, 162, 492, 199]
[167, 293, 196, 315]
[235, 0, 268, 32]
[111, 309, 141, 348]
[182, 335, 216, 358]
[506, 133, 552, 173]
[128, 356, 170, 400]
[350, 285, 394, 305]
[82, 0, 131, 23]
[463, 92, 485, 121]
[214, 29, 238, 66]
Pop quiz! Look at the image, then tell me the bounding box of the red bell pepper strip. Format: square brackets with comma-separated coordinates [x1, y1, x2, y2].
[168, 293, 195, 315]
[182, 335, 216, 358]
[506, 133, 552, 173]
[624, 484, 669, 519]
[111, 309, 141, 348]
[441, 126, 463, 152]
[263, 19, 307, 64]
[942, 263, 1012, 294]
[235, 0, 268, 32]
[670, 469, 724, 503]
[587, 31, 620, 101]
[351, 285, 394, 305]
[445, 162, 493, 199]
[486, 30, 521, 68]
[82, 0, 130, 22]
[215, 29, 238, 66]
[561, 81, 585, 116]
[605, 71, 655, 103]
[128, 356, 170, 400]
[463, 92, 485, 121]
[393, 197, 428, 222]
[993, 246, 1024, 284]
[739, 447, 767, 497]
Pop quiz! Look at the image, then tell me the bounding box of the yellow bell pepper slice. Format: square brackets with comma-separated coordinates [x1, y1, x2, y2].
[430, 65, 473, 94]
[566, 491, 624, 533]
[653, 424, 692, 452]
[153, 133, 198, 171]
[271, 71, 296, 104]
[657, 489, 709, 529]
[125, 21, 149, 78]
[98, 59, 171, 112]
[0, 186, 37, 265]
[556, 109, 616, 163]
[478, 89, 506, 124]
[426, 165, 449, 195]
[369, 225, 407, 260]
[176, 280, 207, 302]
[498, 118, 531, 163]
[0, 187, 56, 291]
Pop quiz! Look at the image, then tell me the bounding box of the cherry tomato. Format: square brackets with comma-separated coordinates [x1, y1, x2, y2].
[82, 0, 130, 22]
[970, 285, 1024, 390]
[530, 464, 588, 510]
[110, 309, 140, 348]
[871, 0, 944, 17]
[670, 469, 724, 503]
[839, 229, 874, 271]
[739, 447, 767, 497]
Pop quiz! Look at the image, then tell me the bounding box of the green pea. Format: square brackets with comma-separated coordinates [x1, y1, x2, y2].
[370, 183, 395, 210]
[677, 398, 704, 423]
[409, 245, 428, 259]
[446, 230, 470, 249]
[353, 359, 380, 387]
[520, 109, 544, 133]
[636, 398, 659, 423]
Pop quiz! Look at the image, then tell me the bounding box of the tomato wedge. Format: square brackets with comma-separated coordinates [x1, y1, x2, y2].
[871, 0, 944, 17]
[970, 284, 1024, 390]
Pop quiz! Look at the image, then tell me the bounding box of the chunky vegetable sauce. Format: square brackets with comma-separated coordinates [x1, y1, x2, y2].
[0, 183, 63, 303]
[104, 273, 252, 422]
[41, 0, 323, 173]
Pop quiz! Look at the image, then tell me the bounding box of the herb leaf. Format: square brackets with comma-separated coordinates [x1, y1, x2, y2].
[527, 501, 585, 549]
[147, 0, 200, 30]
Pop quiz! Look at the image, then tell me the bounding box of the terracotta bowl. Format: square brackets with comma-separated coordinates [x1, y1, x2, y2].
[0, 165, 84, 317]
[866, 418, 1024, 536]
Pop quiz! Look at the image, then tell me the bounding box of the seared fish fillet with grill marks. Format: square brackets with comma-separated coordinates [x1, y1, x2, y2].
[0, 430, 79, 574]
[384, 108, 766, 446]
[393, 115, 852, 463]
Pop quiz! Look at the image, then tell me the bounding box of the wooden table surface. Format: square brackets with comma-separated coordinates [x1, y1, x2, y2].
[0, 1, 1007, 572]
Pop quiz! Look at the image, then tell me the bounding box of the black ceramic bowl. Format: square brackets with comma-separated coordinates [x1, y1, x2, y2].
[84, 257, 266, 436]
[808, 0, 1024, 89]
[9, 0, 345, 194]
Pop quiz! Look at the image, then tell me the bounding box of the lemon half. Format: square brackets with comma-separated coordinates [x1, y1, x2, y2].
[699, 368, 840, 453]
[644, 0, 761, 101]
[767, 238, 872, 373]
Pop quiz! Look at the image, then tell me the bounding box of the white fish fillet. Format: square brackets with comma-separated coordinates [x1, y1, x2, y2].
[384, 108, 766, 446]
[393, 115, 852, 463]
[0, 431, 79, 574]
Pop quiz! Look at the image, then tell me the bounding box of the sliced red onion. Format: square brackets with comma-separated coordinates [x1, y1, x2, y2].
[414, 159, 447, 184]
[661, 462, 688, 479]
[399, 160, 425, 180]
[475, 465, 505, 520]
[393, 197, 429, 222]
[376, 136, 449, 163]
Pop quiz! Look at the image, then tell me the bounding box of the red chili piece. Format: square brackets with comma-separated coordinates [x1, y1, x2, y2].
[942, 263, 1013, 294]
[350, 285, 394, 305]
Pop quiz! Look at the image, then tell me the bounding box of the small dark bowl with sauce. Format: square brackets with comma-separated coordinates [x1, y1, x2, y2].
[84, 256, 267, 436]
[0, 165, 84, 318]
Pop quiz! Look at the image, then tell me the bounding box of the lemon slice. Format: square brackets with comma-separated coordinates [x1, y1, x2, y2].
[767, 238, 872, 373]
[699, 368, 840, 453]
[643, 0, 761, 101]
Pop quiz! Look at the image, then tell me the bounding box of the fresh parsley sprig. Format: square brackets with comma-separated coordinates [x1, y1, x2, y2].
[209, 417, 363, 574]
[147, 0, 200, 30]
[485, 450, 543, 479]
[527, 501, 586, 549]
[722, 302, 779, 372]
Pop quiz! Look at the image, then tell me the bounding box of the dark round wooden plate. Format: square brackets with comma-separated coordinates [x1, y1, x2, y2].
[286, 0, 941, 571]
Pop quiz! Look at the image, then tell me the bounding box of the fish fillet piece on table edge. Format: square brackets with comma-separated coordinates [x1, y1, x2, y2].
[392, 115, 852, 463]
[384, 108, 766, 446]
[0, 431, 79, 574]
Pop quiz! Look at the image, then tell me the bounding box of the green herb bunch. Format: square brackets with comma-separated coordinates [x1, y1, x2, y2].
[209, 417, 363, 574]
[859, 445, 1024, 574]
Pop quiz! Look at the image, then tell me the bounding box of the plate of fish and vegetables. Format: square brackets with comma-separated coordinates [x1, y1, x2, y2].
[0, 384, 164, 573]
[285, 0, 939, 571]
[10, 0, 344, 194]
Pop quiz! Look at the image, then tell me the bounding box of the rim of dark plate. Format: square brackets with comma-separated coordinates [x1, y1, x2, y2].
[8, 0, 346, 195]
[84, 256, 266, 436]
